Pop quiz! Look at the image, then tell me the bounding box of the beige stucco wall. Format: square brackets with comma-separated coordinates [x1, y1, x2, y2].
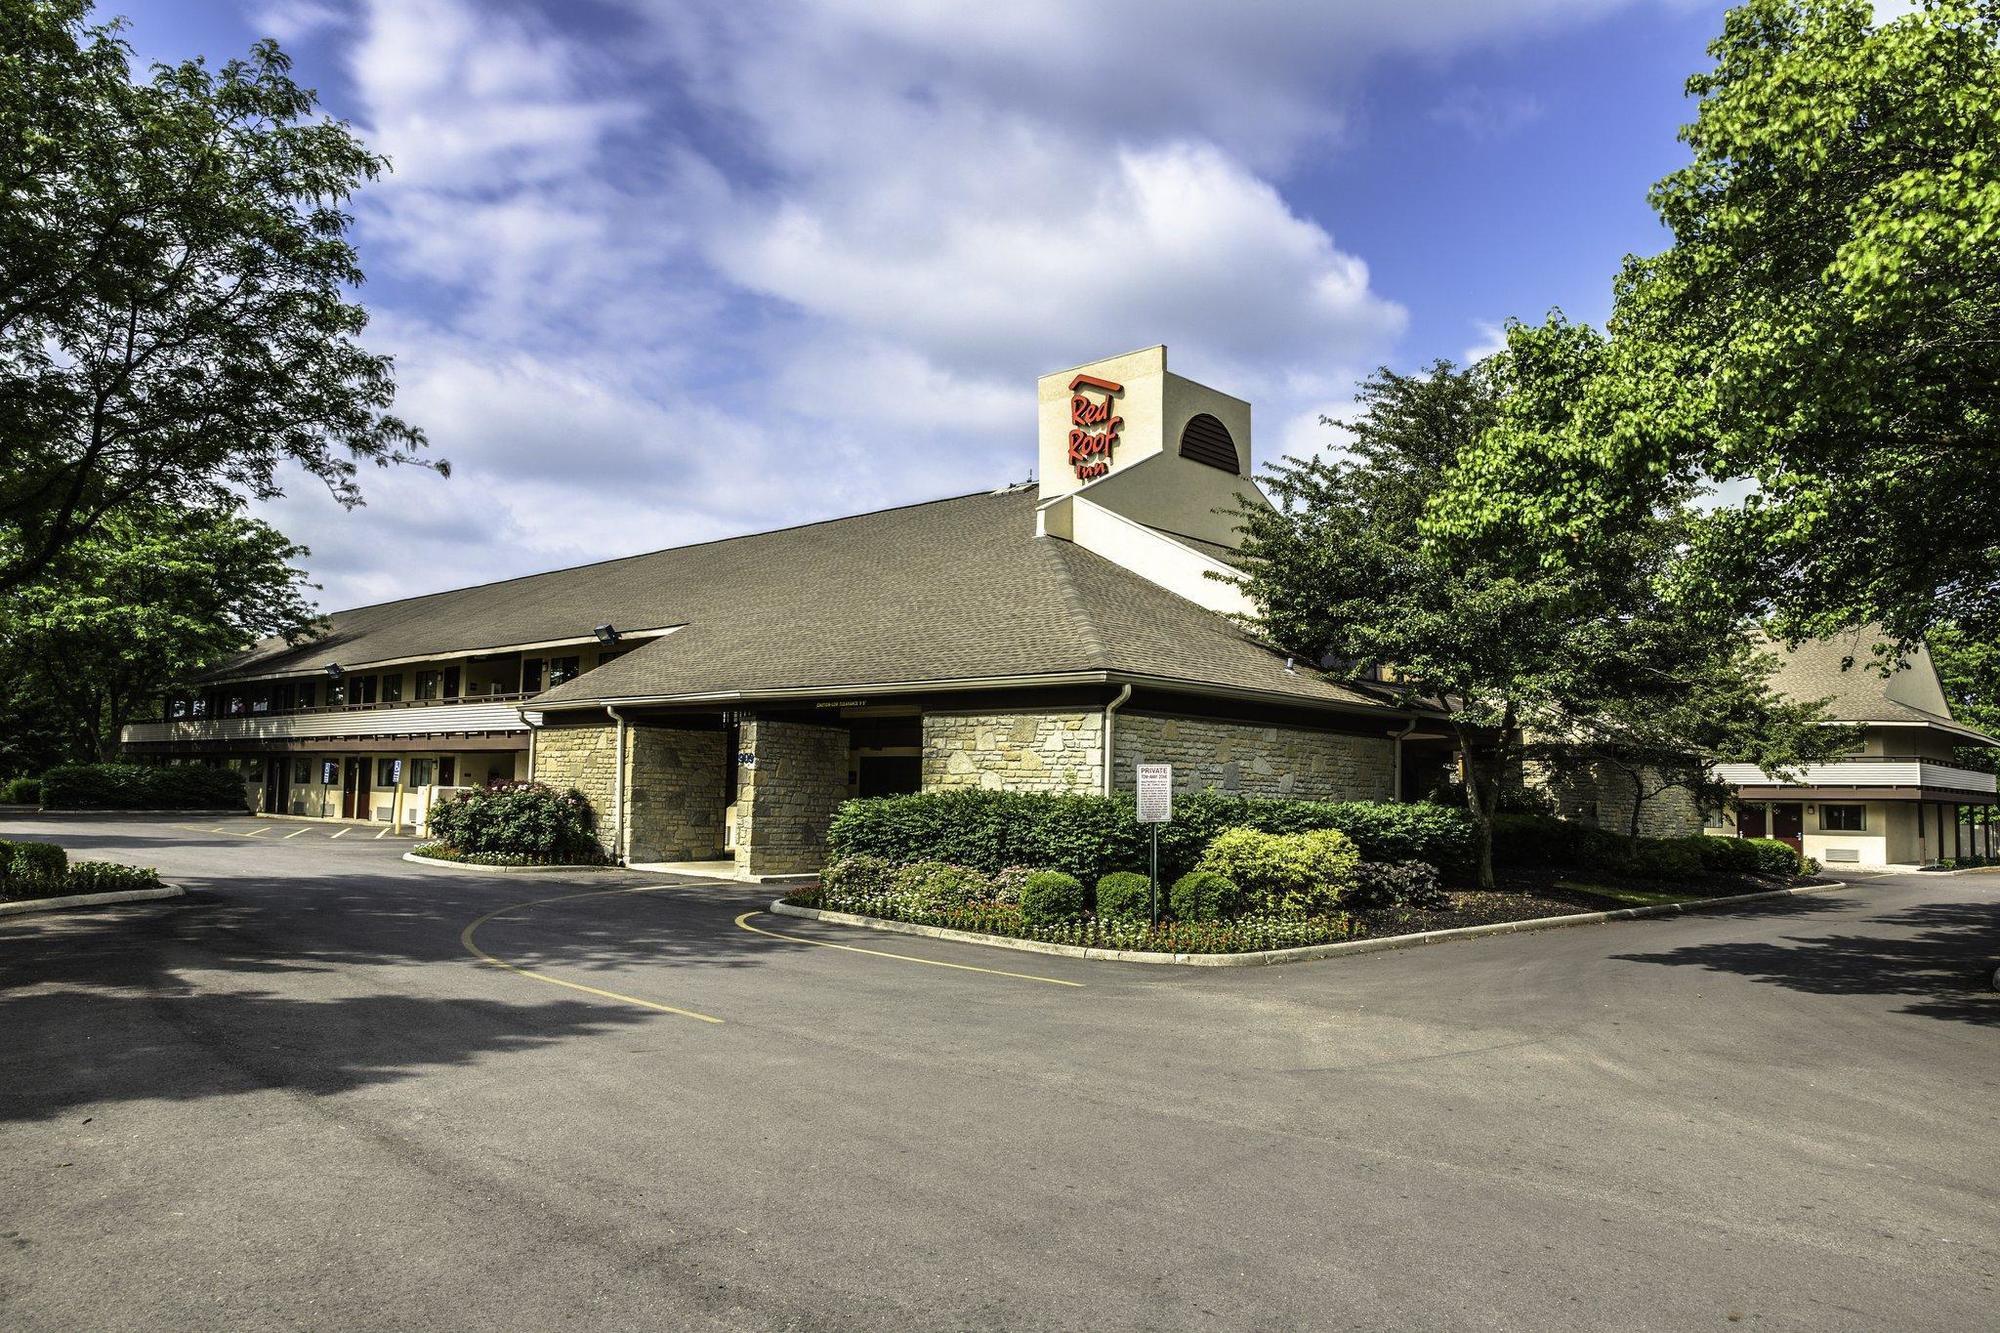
[1111, 712, 1396, 802]
[734, 718, 849, 877]
[922, 711, 1106, 794]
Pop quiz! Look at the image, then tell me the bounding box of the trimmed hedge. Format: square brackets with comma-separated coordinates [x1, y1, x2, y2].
[427, 783, 604, 862]
[1019, 870, 1087, 923]
[2, 776, 40, 804]
[825, 789, 1475, 885]
[3, 839, 67, 881]
[1094, 871, 1155, 921]
[1490, 814, 1807, 880]
[0, 853, 162, 902]
[889, 861, 994, 909]
[1168, 869, 1250, 922]
[40, 763, 247, 811]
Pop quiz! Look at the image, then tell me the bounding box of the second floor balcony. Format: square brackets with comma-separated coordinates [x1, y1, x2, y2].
[1713, 756, 1997, 797]
[122, 693, 533, 745]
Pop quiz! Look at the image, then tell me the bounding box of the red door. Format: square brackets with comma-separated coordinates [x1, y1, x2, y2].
[1770, 803, 1804, 853]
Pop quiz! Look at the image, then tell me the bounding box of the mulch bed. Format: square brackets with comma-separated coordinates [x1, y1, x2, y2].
[1352, 870, 1824, 937]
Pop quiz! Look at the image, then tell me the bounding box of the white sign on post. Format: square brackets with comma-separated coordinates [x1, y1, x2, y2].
[1136, 763, 1173, 824]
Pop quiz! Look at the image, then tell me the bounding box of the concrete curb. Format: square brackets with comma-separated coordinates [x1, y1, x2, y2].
[5, 808, 248, 817]
[0, 885, 185, 918]
[769, 880, 1852, 968]
[402, 851, 618, 874]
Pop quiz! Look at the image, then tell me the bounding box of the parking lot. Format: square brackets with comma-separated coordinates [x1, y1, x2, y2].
[2, 813, 1997, 1331]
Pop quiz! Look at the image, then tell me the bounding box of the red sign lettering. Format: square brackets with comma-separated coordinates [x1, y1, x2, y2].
[1066, 374, 1123, 481]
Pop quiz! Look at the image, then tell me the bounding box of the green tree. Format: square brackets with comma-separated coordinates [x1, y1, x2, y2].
[0, 507, 318, 761]
[0, 0, 438, 595]
[1436, 0, 2000, 651]
[1926, 622, 2000, 772]
[1236, 358, 1840, 883]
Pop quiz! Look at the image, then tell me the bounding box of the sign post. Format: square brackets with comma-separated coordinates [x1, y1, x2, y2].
[1136, 763, 1173, 928]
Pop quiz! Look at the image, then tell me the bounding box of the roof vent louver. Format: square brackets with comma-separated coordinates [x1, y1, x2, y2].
[1179, 413, 1240, 473]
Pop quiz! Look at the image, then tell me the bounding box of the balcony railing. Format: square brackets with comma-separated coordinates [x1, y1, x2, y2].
[122, 695, 531, 745]
[1713, 757, 1997, 796]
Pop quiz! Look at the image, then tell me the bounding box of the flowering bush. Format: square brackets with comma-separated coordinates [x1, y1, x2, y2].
[426, 783, 604, 862]
[0, 856, 162, 901]
[888, 860, 994, 908]
[990, 865, 1035, 905]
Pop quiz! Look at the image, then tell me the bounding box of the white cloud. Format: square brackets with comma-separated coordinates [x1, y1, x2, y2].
[225, 0, 1660, 607]
[1429, 87, 1545, 141]
[1463, 320, 1511, 365]
[247, 0, 347, 44]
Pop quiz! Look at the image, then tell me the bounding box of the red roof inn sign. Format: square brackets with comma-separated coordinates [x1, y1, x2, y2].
[1067, 374, 1123, 480]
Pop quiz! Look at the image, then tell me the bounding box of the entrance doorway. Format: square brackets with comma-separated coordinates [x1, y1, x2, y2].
[1739, 802, 1804, 853]
[341, 757, 371, 820]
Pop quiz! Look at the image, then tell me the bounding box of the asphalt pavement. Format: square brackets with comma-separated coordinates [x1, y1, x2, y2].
[2, 812, 1996, 1331]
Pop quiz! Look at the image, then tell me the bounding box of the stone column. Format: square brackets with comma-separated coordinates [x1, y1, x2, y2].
[734, 717, 851, 878]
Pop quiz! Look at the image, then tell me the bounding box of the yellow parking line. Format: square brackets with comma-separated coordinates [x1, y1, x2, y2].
[460, 886, 723, 1024]
[732, 911, 1083, 988]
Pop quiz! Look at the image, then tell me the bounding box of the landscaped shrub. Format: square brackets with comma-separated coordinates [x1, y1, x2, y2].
[1742, 837, 1806, 876]
[1348, 860, 1448, 910]
[8, 840, 67, 881]
[1196, 827, 1360, 915]
[3, 776, 40, 804]
[426, 783, 603, 862]
[826, 789, 1475, 885]
[1628, 837, 1705, 882]
[1488, 813, 1632, 871]
[1018, 870, 1087, 923]
[40, 763, 247, 811]
[888, 861, 993, 909]
[1168, 869, 1250, 922]
[1693, 836, 1764, 875]
[1093, 871, 1155, 921]
[820, 854, 894, 898]
[58, 862, 162, 894]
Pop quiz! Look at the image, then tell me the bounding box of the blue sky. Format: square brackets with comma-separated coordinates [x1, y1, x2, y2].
[120, 0, 1797, 609]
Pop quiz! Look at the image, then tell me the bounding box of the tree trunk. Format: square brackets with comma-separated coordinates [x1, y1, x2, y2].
[1454, 721, 1498, 889]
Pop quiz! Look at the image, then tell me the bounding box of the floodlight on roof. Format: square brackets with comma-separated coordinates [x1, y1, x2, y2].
[593, 624, 619, 644]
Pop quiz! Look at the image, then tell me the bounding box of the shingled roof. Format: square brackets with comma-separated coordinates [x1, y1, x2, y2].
[1764, 630, 1997, 744]
[210, 487, 1400, 716]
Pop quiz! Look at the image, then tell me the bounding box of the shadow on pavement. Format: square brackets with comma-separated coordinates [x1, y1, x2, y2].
[0, 862, 782, 1124]
[1613, 899, 2000, 1026]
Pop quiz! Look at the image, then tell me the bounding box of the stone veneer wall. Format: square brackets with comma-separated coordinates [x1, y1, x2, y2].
[922, 711, 1105, 794]
[625, 726, 728, 863]
[735, 718, 850, 877]
[1527, 760, 1705, 839]
[1110, 712, 1396, 802]
[530, 721, 619, 854]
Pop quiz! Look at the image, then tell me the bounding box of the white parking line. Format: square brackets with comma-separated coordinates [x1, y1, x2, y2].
[284, 828, 310, 839]
[330, 828, 349, 840]
[372, 827, 389, 840]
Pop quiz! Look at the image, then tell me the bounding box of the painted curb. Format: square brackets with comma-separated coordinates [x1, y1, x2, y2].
[769, 880, 1852, 968]
[402, 851, 618, 874]
[0, 885, 185, 918]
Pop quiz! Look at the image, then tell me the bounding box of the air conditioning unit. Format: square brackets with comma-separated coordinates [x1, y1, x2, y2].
[1824, 848, 1861, 863]
[723, 802, 739, 852]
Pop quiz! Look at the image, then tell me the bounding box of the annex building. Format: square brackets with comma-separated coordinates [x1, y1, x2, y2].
[123, 347, 1461, 875]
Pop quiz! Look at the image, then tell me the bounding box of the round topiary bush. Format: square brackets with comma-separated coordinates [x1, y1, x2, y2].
[1168, 869, 1249, 922]
[1019, 870, 1086, 923]
[426, 783, 601, 862]
[1094, 871, 1154, 920]
[1195, 826, 1359, 915]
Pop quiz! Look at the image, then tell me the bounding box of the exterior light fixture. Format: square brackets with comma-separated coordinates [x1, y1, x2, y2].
[325, 663, 344, 679]
[593, 624, 619, 644]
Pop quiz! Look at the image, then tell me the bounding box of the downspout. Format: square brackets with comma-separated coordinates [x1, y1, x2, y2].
[608, 705, 628, 866]
[1389, 718, 1419, 802]
[1102, 683, 1133, 796]
[521, 710, 541, 782]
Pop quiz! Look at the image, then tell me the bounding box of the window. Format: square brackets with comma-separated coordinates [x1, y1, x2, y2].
[548, 655, 581, 687]
[595, 648, 627, 667]
[292, 758, 311, 784]
[415, 670, 440, 700]
[1822, 804, 1866, 832]
[327, 680, 346, 706]
[351, 675, 378, 706]
[380, 673, 404, 703]
[376, 757, 402, 786]
[227, 693, 246, 716]
[521, 658, 544, 693]
[296, 679, 316, 709]
[410, 758, 435, 786]
[443, 666, 461, 699]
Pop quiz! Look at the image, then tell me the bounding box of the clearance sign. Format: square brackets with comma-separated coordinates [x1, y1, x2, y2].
[1067, 374, 1123, 480]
